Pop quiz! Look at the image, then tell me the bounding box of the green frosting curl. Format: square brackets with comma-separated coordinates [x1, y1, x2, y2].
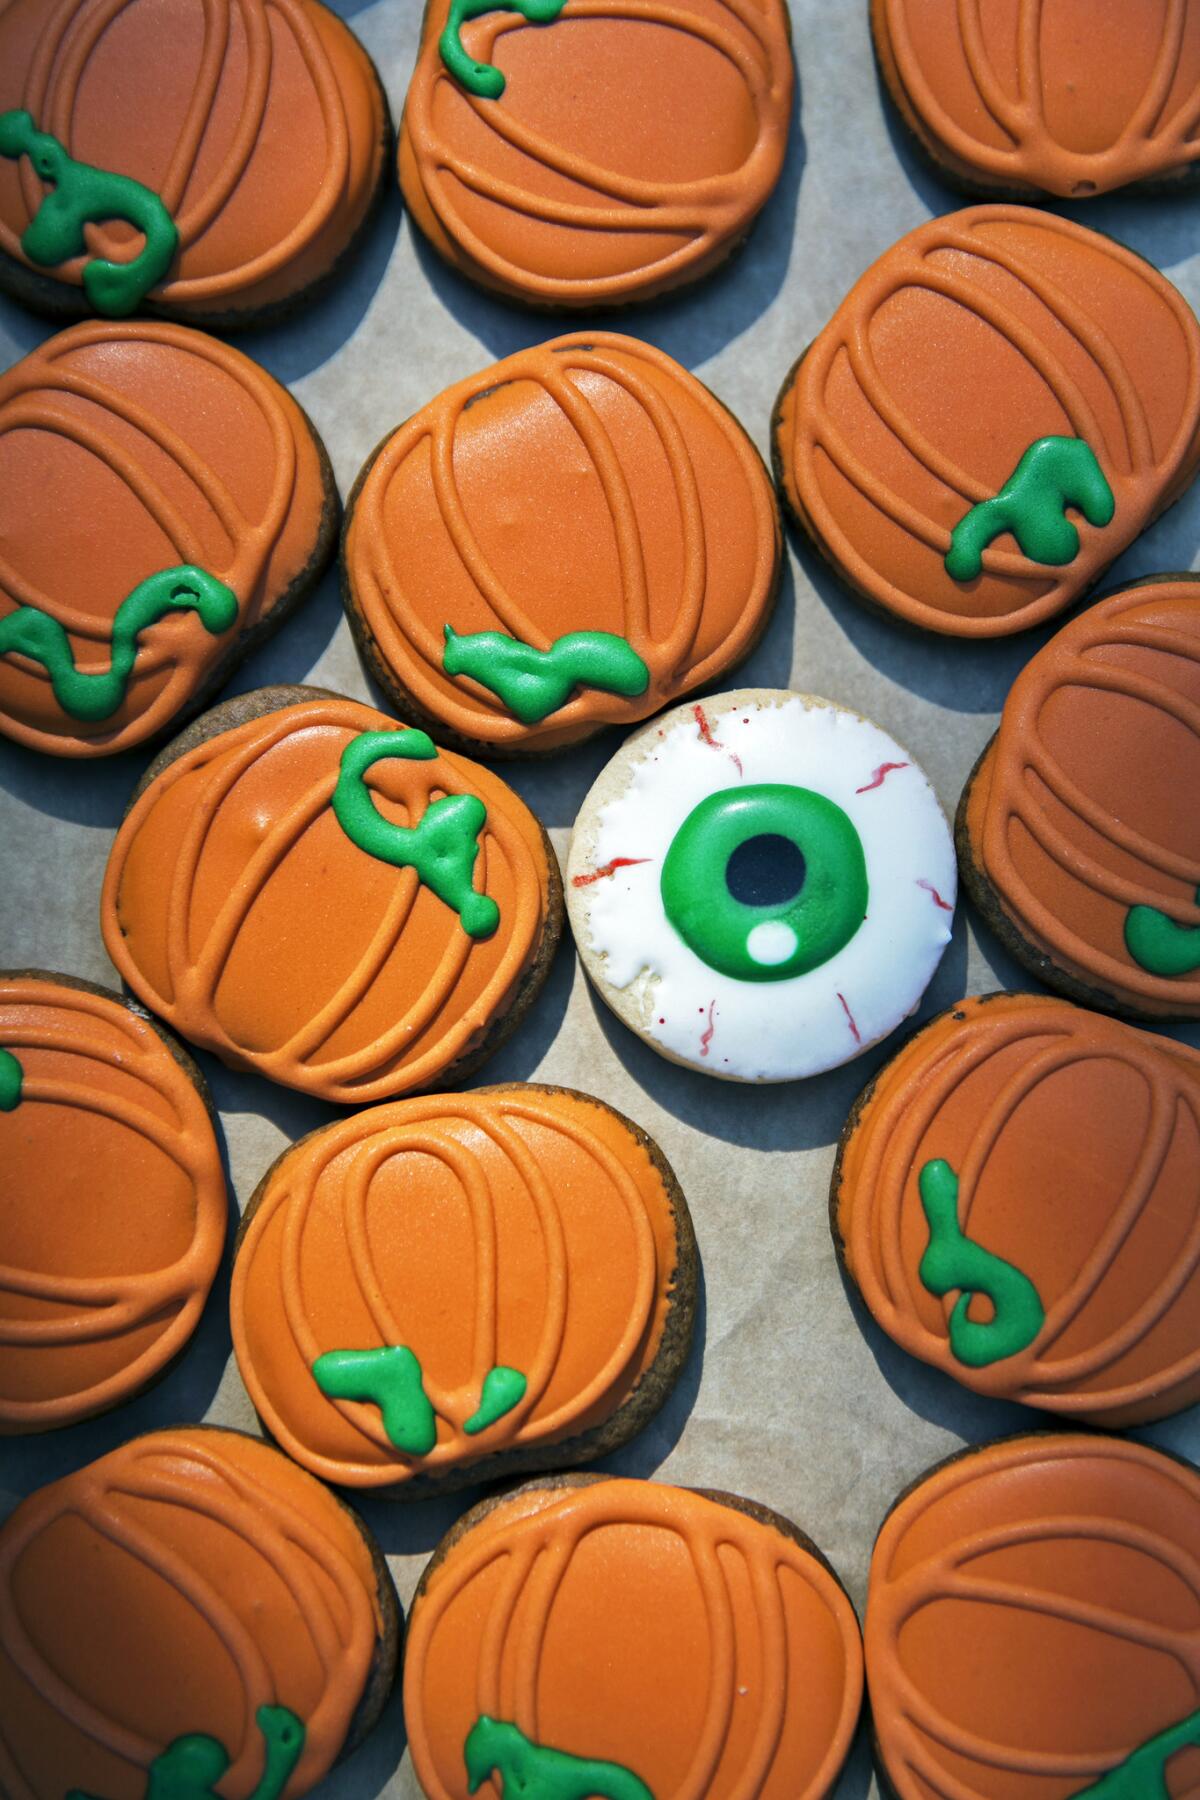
[945, 437, 1114, 582]
[440, 0, 568, 99]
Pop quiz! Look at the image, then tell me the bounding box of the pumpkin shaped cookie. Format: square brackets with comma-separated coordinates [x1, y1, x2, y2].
[100, 686, 562, 1103]
[0, 0, 389, 326]
[398, 0, 794, 308]
[341, 333, 781, 754]
[835, 992, 1200, 1428]
[866, 1433, 1200, 1800]
[0, 968, 226, 1432]
[958, 577, 1200, 1018]
[772, 206, 1200, 636]
[404, 1474, 864, 1800]
[0, 1426, 399, 1799]
[231, 1083, 696, 1493]
[0, 321, 337, 757]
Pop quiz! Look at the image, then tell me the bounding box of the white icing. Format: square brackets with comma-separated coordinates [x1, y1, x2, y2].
[747, 920, 798, 966]
[570, 695, 956, 1081]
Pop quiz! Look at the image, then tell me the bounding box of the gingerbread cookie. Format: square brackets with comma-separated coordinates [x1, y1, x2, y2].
[835, 992, 1200, 1428]
[772, 206, 1200, 637]
[0, 1426, 399, 1798]
[866, 1433, 1200, 1799]
[404, 1473, 864, 1800]
[0, 969, 226, 1432]
[873, 0, 1200, 201]
[341, 334, 781, 755]
[0, 321, 337, 757]
[100, 687, 563, 1103]
[0, 0, 389, 326]
[231, 1083, 696, 1493]
[567, 689, 955, 1081]
[398, 0, 794, 308]
[958, 577, 1200, 1018]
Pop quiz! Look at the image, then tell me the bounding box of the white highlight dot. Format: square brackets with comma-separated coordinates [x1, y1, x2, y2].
[746, 921, 797, 966]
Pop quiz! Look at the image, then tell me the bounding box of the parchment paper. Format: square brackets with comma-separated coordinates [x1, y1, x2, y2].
[3, 5, 1199, 1795]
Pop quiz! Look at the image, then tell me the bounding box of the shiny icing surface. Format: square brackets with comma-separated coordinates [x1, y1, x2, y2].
[0, 0, 386, 317]
[100, 695, 555, 1102]
[774, 205, 1200, 636]
[874, 0, 1200, 199]
[0, 973, 225, 1432]
[0, 321, 330, 756]
[838, 992, 1200, 1426]
[342, 333, 780, 751]
[963, 579, 1200, 1016]
[231, 1085, 685, 1488]
[866, 1433, 1200, 1799]
[404, 1477, 864, 1800]
[398, 0, 794, 306]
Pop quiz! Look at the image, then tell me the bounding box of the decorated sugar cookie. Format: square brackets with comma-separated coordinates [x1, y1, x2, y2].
[958, 577, 1200, 1018]
[100, 687, 562, 1103]
[772, 206, 1200, 636]
[866, 1434, 1200, 1799]
[0, 969, 226, 1432]
[0, 1427, 399, 1798]
[398, 0, 794, 307]
[404, 1475, 863, 1800]
[873, 0, 1200, 200]
[0, 0, 389, 325]
[341, 334, 781, 754]
[231, 1084, 696, 1493]
[835, 992, 1200, 1427]
[0, 321, 337, 757]
[567, 690, 956, 1081]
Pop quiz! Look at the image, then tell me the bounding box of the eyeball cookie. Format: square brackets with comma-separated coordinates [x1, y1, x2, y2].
[567, 690, 956, 1081]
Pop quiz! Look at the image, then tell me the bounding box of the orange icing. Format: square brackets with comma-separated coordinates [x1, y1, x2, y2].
[0, 320, 331, 757]
[398, 0, 794, 307]
[838, 993, 1200, 1427]
[964, 579, 1200, 1016]
[100, 694, 557, 1102]
[230, 1085, 687, 1488]
[404, 1477, 864, 1799]
[0, 1426, 387, 1799]
[342, 333, 780, 751]
[0, 0, 385, 319]
[874, 0, 1200, 200]
[773, 206, 1200, 636]
[0, 973, 226, 1432]
[866, 1433, 1200, 1800]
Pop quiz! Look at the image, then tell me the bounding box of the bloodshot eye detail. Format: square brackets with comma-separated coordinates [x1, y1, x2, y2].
[566, 692, 957, 1082]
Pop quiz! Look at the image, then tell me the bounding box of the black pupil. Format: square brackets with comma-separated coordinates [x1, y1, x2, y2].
[725, 834, 806, 907]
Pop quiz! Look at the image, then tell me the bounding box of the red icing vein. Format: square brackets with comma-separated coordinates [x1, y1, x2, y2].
[917, 879, 953, 912]
[572, 857, 651, 889]
[856, 762, 909, 794]
[837, 992, 862, 1044]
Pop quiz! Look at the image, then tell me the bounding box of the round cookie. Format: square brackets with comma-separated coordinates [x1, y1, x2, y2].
[398, 0, 794, 309]
[0, 1425, 399, 1798]
[404, 1473, 864, 1800]
[958, 577, 1200, 1019]
[0, 968, 226, 1432]
[833, 992, 1200, 1429]
[866, 1432, 1200, 1799]
[340, 333, 781, 755]
[0, 321, 337, 757]
[231, 1083, 696, 1494]
[873, 0, 1200, 201]
[567, 689, 956, 1081]
[100, 686, 563, 1103]
[0, 0, 389, 327]
[772, 205, 1200, 637]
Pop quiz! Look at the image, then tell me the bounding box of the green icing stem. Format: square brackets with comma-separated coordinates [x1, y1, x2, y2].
[464, 1364, 527, 1434]
[918, 1159, 1046, 1369]
[0, 566, 238, 723]
[1125, 883, 1200, 977]
[0, 1048, 22, 1111]
[464, 1716, 655, 1800]
[945, 437, 1114, 582]
[440, 0, 568, 99]
[1074, 1707, 1200, 1797]
[312, 1345, 438, 1455]
[0, 110, 178, 316]
[68, 1704, 305, 1800]
[331, 729, 500, 938]
[443, 625, 650, 725]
